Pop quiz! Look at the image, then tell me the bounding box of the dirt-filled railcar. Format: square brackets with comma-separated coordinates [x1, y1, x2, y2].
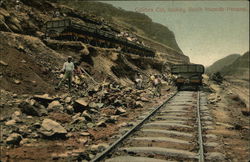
[171, 64, 205, 91]
[45, 19, 155, 57]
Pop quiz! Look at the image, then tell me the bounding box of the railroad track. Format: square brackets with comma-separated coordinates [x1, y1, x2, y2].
[91, 91, 223, 162]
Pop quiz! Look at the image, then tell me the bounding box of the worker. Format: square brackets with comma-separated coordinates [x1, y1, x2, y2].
[149, 74, 155, 86]
[135, 73, 143, 89]
[153, 75, 162, 97]
[73, 62, 87, 88]
[56, 56, 74, 91]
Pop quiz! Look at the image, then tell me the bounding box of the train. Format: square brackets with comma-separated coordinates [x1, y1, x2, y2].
[44, 19, 155, 57]
[171, 64, 205, 91]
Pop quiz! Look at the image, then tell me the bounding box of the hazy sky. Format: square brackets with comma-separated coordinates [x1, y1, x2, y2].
[103, 1, 249, 66]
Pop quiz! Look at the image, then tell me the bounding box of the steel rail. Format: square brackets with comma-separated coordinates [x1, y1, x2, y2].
[197, 91, 205, 162]
[90, 91, 178, 162]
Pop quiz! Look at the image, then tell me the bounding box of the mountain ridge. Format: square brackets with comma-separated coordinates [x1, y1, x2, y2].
[206, 54, 241, 74]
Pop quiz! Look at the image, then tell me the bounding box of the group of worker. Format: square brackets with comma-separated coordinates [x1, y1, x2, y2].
[56, 56, 174, 98]
[135, 72, 174, 98]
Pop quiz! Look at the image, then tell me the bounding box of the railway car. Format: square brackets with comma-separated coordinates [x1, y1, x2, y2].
[171, 64, 205, 91]
[44, 19, 155, 57]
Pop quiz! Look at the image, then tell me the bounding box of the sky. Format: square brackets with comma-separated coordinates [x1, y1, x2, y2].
[102, 1, 249, 66]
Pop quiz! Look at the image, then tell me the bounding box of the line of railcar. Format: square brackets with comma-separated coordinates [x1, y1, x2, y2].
[44, 19, 155, 57]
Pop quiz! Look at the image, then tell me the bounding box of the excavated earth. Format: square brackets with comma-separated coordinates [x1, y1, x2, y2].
[0, 0, 249, 162]
[204, 76, 250, 162]
[0, 87, 174, 161]
[0, 1, 189, 161]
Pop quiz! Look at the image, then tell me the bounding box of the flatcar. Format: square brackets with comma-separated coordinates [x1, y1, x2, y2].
[44, 19, 155, 57]
[171, 64, 205, 91]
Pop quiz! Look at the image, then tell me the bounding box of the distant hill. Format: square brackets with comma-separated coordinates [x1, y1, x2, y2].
[221, 51, 249, 80]
[59, 1, 183, 54]
[206, 54, 241, 74]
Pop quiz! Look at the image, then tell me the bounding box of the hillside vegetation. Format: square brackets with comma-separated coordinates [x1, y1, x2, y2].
[60, 1, 183, 54]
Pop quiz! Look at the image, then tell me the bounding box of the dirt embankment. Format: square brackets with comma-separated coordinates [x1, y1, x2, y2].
[0, 32, 64, 94]
[0, 1, 179, 161]
[0, 0, 189, 94]
[0, 1, 188, 161]
[205, 77, 250, 161]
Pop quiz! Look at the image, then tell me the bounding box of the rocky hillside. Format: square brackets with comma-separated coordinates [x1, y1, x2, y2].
[206, 54, 241, 74]
[0, 0, 189, 94]
[59, 1, 183, 54]
[207, 51, 249, 108]
[0, 1, 189, 161]
[206, 52, 249, 80]
[221, 51, 249, 80]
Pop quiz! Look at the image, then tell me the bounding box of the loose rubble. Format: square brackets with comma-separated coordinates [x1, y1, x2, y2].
[6, 133, 22, 145]
[0, 78, 168, 161]
[40, 118, 67, 137]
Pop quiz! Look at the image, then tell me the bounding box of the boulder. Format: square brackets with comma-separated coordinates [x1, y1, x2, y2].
[27, 116, 33, 119]
[87, 123, 94, 128]
[81, 111, 92, 121]
[20, 138, 31, 145]
[71, 117, 86, 124]
[89, 108, 99, 114]
[32, 122, 41, 129]
[64, 97, 72, 103]
[88, 102, 99, 109]
[12, 111, 22, 120]
[135, 101, 144, 108]
[96, 120, 107, 127]
[19, 101, 42, 116]
[0, 116, 7, 122]
[40, 119, 67, 137]
[0, 60, 8, 66]
[118, 122, 129, 127]
[79, 138, 88, 144]
[90, 143, 109, 152]
[47, 100, 62, 110]
[72, 113, 81, 120]
[33, 94, 55, 107]
[6, 133, 22, 145]
[66, 105, 74, 114]
[115, 107, 126, 115]
[73, 98, 89, 112]
[14, 79, 21, 84]
[96, 103, 104, 108]
[5, 119, 16, 126]
[140, 97, 149, 102]
[105, 115, 118, 123]
[80, 132, 90, 136]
